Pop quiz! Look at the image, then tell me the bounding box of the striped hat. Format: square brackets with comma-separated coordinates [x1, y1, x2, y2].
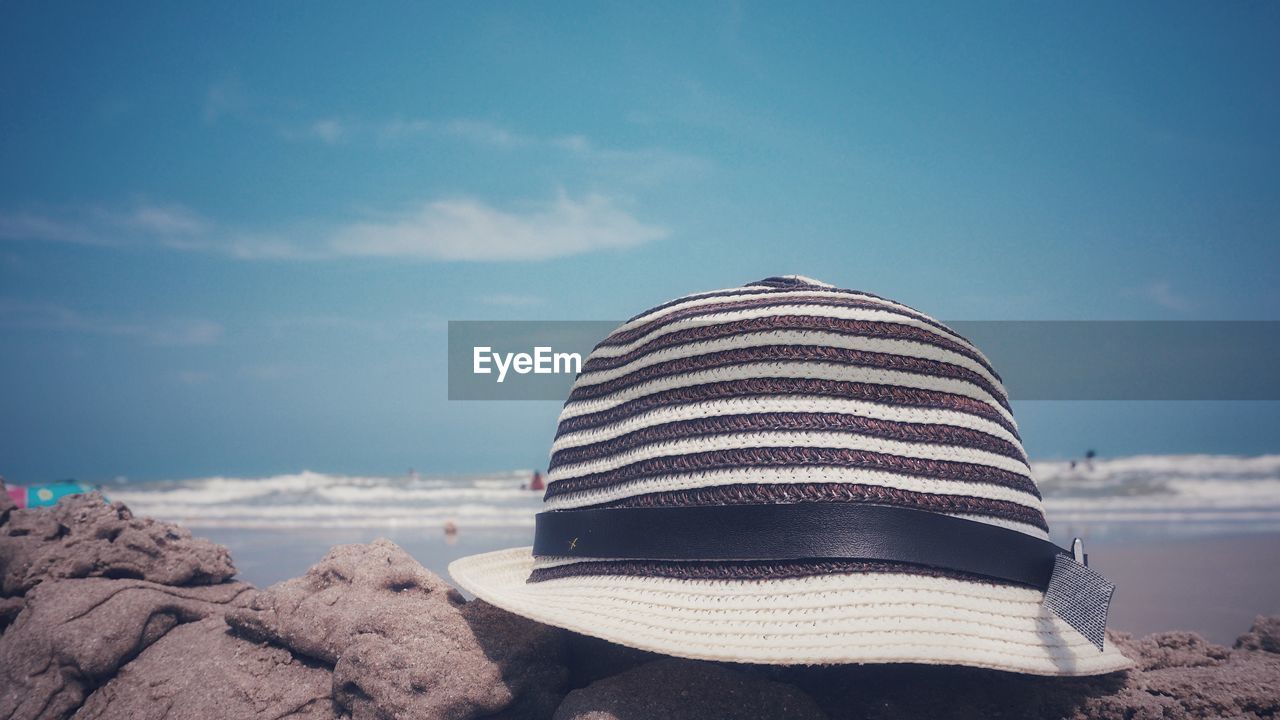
[450, 276, 1132, 676]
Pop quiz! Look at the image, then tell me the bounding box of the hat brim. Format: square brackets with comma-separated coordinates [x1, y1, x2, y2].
[449, 547, 1133, 676]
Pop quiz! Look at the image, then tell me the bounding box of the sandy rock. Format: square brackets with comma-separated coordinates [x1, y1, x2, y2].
[553, 658, 828, 720]
[1236, 615, 1280, 653]
[76, 617, 337, 720]
[1116, 630, 1231, 671]
[0, 594, 22, 632]
[769, 626, 1280, 720]
[0, 492, 236, 596]
[1078, 647, 1280, 719]
[227, 539, 567, 720]
[0, 577, 255, 720]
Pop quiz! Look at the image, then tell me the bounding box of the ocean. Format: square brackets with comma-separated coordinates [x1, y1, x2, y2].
[107, 454, 1280, 539]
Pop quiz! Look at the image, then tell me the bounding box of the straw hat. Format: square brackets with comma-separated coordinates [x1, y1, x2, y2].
[450, 276, 1132, 676]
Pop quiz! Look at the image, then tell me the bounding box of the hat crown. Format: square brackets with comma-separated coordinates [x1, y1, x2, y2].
[545, 276, 1045, 540]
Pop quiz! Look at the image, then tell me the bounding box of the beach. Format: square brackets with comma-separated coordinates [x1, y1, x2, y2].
[6, 455, 1280, 718]
[104, 454, 1280, 646]
[3, 476, 1280, 719]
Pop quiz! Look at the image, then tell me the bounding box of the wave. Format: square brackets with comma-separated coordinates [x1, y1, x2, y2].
[107, 455, 1280, 535]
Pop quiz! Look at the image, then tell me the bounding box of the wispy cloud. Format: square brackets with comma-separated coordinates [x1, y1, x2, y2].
[0, 192, 666, 262]
[313, 119, 345, 144]
[327, 191, 665, 261]
[0, 210, 107, 246]
[0, 202, 210, 248]
[548, 133, 709, 185]
[440, 119, 527, 148]
[1138, 280, 1194, 312]
[280, 118, 347, 145]
[202, 78, 250, 124]
[0, 299, 224, 346]
[296, 117, 533, 148]
[280, 114, 710, 184]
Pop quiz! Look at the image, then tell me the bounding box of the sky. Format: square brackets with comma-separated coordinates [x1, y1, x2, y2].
[2, 2, 1279, 482]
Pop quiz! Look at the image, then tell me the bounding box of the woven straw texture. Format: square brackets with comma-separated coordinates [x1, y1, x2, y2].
[449, 275, 1133, 675]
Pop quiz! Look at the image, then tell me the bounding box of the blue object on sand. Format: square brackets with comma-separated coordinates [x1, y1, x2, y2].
[24, 482, 97, 507]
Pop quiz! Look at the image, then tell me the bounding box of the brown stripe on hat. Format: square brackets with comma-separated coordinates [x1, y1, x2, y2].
[548, 412, 1028, 471]
[588, 482, 1048, 531]
[568, 344, 1012, 413]
[620, 278, 973, 349]
[544, 446, 1040, 500]
[555, 377, 1022, 440]
[582, 313, 1000, 380]
[604, 295, 983, 359]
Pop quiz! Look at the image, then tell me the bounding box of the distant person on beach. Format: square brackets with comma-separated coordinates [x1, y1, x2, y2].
[528, 470, 545, 492]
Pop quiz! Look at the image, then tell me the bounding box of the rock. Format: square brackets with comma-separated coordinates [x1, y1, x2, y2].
[227, 538, 466, 663]
[0, 577, 255, 720]
[0, 594, 22, 632]
[458, 599, 570, 719]
[76, 617, 337, 720]
[0, 492, 236, 596]
[227, 539, 567, 720]
[553, 658, 828, 720]
[1078, 648, 1280, 719]
[1116, 630, 1231, 671]
[1236, 615, 1280, 653]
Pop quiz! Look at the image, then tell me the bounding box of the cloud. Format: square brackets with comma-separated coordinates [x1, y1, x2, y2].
[0, 211, 106, 245]
[548, 133, 710, 185]
[0, 192, 667, 262]
[375, 117, 435, 143]
[281, 118, 347, 145]
[0, 202, 211, 248]
[282, 115, 708, 183]
[0, 299, 224, 346]
[297, 117, 530, 148]
[328, 192, 666, 261]
[441, 119, 527, 147]
[307, 118, 346, 145]
[1139, 280, 1194, 312]
[142, 318, 225, 346]
[202, 78, 249, 124]
[208, 78, 708, 183]
[121, 204, 210, 236]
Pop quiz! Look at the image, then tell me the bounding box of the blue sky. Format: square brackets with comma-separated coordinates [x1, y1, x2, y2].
[2, 2, 1278, 482]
